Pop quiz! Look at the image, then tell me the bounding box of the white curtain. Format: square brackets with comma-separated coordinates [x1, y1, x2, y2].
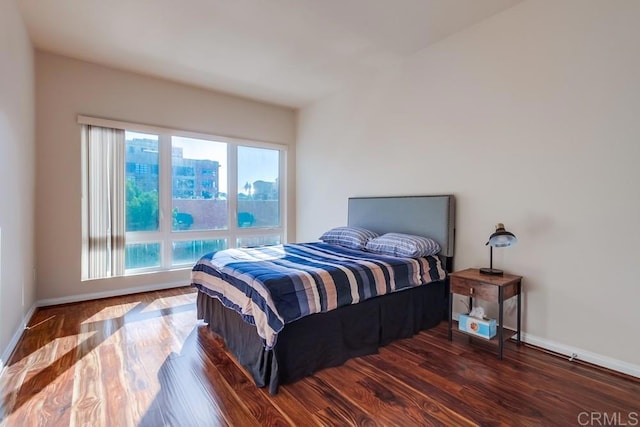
[81, 125, 126, 279]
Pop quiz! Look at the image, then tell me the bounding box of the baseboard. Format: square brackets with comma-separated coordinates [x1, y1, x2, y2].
[452, 312, 640, 379]
[36, 281, 189, 307]
[521, 332, 640, 379]
[0, 303, 37, 376]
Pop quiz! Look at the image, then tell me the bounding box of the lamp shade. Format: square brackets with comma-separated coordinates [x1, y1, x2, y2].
[480, 223, 516, 275]
[487, 223, 517, 248]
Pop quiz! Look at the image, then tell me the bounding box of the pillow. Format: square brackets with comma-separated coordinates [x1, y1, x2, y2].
[319, 226, 379, 250]
[365, 232, 440, 257]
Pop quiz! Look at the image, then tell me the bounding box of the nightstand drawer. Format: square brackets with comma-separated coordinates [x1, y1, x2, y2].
[451, 277, 498, 302]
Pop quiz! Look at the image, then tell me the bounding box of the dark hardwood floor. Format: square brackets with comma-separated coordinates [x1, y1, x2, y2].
[1, 287, 638, 426]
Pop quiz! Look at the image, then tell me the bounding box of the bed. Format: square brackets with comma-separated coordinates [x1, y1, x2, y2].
[191, 195, 455, 394]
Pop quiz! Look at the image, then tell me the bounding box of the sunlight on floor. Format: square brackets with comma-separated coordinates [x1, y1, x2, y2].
[1, 289, 202, 425]
[0, 331, 97, 417]
[2, 371, 69, 425]
[2, 352, 163, 426]
[81, 302, 141, 324]
[9, 331, 96, 372]
[0, 327, 172, 425]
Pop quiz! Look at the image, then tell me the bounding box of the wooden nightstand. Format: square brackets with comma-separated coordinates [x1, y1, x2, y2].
[448, 268, 523, 359]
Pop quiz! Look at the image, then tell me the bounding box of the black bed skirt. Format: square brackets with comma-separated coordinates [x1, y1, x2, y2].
[196, 280, 448, 394]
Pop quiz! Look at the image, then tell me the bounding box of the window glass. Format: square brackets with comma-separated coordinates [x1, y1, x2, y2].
[237, 146, 280, 228]
[237, 235, 281, 248]
[172, 239, 227, 265]
[125, 243, 161, 270]
[125, 132, 159, 232]
[172, 137, 228, 231]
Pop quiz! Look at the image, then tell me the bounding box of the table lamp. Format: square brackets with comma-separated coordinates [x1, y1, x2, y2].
[479, 223, 517, 275]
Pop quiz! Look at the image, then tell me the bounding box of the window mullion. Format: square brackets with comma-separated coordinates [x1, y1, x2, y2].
[160, 133, 173, 268]
[228, 142, 239, 248]
[280, 149, 287, 243]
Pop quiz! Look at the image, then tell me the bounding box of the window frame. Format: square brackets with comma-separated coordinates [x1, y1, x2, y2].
[79, 115, 288, 277]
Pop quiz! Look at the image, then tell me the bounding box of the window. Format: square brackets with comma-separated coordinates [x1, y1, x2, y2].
[81, 117, 287, 279]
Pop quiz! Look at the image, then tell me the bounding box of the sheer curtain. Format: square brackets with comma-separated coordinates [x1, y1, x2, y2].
[81, 125, 126, 279]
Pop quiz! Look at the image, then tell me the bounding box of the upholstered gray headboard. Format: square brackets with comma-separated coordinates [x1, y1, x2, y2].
[347, 195, 456, 259]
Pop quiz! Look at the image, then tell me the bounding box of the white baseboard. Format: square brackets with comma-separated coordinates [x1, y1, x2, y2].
[452, 312, 639, 379]
[36, 281, 189, 307]
[521, 332, 640, 379]
[0, 281, 189, 375]
[0, 303, 37, 376]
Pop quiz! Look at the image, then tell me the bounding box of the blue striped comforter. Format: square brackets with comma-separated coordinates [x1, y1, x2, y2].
[191, 242, 446, 348]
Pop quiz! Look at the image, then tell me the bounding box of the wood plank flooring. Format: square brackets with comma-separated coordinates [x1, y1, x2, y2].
[1, 287, 638, 426]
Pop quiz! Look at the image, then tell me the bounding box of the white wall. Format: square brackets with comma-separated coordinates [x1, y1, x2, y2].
[35, 52, 296, 301]
[297, 0, 640, 370]
[0, 0, 35, 366]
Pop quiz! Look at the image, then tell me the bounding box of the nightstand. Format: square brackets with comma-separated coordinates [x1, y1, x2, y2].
[448, 268, 523, 359]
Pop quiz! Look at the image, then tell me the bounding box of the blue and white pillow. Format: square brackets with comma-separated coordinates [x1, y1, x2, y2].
[319, 226, 379, 250]
[365, 232, 440, 258]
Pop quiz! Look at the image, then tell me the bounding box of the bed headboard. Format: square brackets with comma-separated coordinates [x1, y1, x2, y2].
[347, 195, 456, 263]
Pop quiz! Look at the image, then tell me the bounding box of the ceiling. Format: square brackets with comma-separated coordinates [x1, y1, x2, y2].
[17, 0, 522, 108]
